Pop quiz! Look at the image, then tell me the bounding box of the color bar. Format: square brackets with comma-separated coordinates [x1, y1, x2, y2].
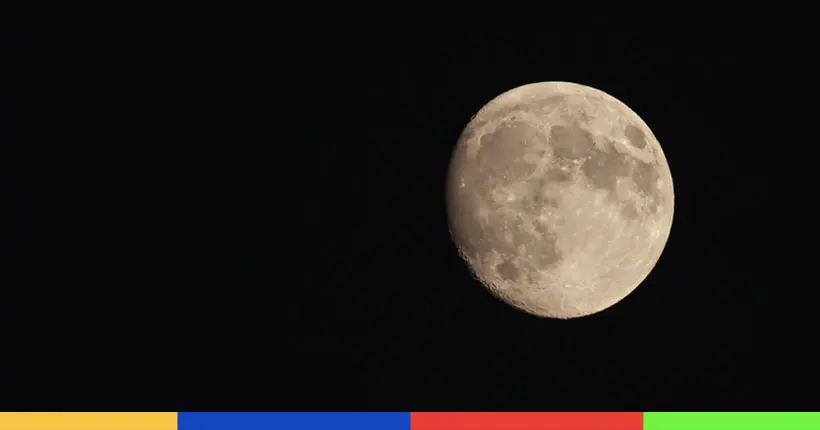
[410, 412, 642, 430]
[178, 412, 410, 430]
[644, 413, 820, 430]
[0, 413, 176, 430]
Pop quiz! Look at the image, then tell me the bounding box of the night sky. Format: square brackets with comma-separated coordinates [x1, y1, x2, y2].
[9, 3, 815, 411]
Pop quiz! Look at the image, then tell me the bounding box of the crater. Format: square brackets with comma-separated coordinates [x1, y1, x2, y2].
[549, 124, 595, 159]
[496, 258, 520, 282]
[624, 124, 647, 149]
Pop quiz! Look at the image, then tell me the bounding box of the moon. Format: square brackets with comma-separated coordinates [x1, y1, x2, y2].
[446, 81, 674, 319]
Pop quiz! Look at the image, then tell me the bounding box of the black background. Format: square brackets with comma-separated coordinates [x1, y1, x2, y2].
[6, 2, 816, 411]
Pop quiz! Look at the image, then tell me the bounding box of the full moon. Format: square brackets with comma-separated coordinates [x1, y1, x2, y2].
[446, 81, 674, 319]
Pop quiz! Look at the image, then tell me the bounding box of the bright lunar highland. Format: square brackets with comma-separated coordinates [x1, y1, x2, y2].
[446, 81, 674, 319]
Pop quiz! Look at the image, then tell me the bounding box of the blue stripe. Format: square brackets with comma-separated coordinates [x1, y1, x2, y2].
[178, 412, 411, 430]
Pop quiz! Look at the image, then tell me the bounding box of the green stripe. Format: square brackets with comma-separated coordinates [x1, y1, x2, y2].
[644, 413, 820, 430]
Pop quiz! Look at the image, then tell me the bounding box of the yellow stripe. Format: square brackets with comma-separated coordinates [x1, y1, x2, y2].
[0, 413, 177, 430]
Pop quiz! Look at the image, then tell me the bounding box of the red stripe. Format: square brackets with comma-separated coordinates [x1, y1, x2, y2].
[410, 412, 643, 430]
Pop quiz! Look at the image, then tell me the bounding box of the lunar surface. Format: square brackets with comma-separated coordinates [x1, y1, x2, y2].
[446, 81, 674, 319]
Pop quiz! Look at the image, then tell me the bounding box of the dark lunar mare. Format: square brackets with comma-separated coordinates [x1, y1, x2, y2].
[580, 132, 662, 220]
[549, 124, 595, 159]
